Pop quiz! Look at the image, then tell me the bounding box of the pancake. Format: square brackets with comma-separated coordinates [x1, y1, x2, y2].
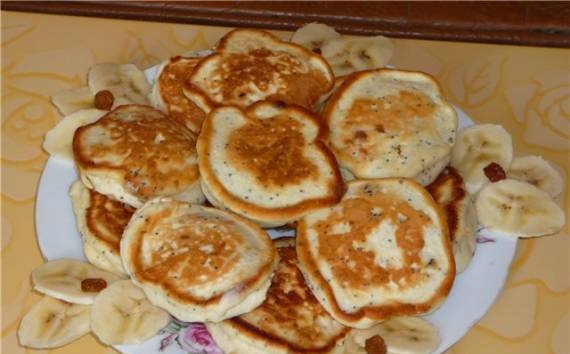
[315, 76, 346, 114]
[323, 69, 457, 185]
[297, 178, 455, 328]
[426, 167, 477, 273]
[339, 155, 450, 185]
[69, 180, 135, 275]
[73, 104, 204, 208]
[150, 56, 207, 133]
[206, 238, 350, 354]
[184, 28, 334, 112]
[120, 197, 278, 322]
[197, 101, 344, 228]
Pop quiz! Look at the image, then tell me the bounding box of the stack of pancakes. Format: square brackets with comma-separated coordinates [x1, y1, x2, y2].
[66, 27, 472, 353]
[206, 238, 350, 354]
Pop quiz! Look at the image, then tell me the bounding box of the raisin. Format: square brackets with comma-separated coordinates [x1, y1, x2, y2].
[81, 278, 107, 292]
[484, 162, 506, 182]
[94, 90, 114, 110]
[273, 100, 287, 109]
[365, 335, 387, 354]
[354, 130, 368, 140]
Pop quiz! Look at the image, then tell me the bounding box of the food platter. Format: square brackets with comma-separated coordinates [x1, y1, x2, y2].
[35, 57, 518, 353]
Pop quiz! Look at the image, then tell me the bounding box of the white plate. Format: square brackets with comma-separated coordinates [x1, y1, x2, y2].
[35, 67, 517, 353]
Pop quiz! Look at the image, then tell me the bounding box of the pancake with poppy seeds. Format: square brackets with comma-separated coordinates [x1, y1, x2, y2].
[426, 167, 477, 273]
[183, 28, 334, 112]
[70, 180, 135, 275]
[323, 69, 457, 186]
[206, 238, 350, 354]
[296, 178, 455, 329]
[150, 56, 207, 133]
[73, 105, 204, 208]
[121, 198, 278, 322]
[197, 101, 344, 228]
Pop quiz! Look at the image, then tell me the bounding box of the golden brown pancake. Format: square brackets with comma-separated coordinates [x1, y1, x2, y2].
[84, 190, 133, 251]
[184, 29, 334, 112]
[197, 101, 344, 227]
[73, 105, 204, 208]
[426, 167, 477, 273]
[70, 180, 134, 274]
[150, 56, 207, 133]
[297, 178, 455, 328]
[120, 198, 277, 322]
[206, 238, 350, 354]
[323, 69, 457, 185]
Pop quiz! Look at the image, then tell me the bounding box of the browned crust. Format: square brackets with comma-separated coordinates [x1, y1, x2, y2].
[182, 82, 217, 113]
[228, 318, 349, 354]
[73, 104, 199, 201]
[216, 28, 334, 90]
[197, 101, 345, 222]
[74, 104, 195, 170]
[74, 107, 121, 184]
[128, 202, 277, 307]
[85, 188, 134, 253]
[322, 69, 453, 170]
[225, 237, 350, 353]
[158, 56, 207, 133]
[296, 178, 456, 325]
[426, 166, 467, 242]
[186, 28, 334, 110]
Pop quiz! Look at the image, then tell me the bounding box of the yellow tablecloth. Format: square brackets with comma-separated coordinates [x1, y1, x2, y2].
[2, 11, 568, 354]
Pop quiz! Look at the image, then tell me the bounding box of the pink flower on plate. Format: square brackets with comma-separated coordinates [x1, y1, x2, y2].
[179, 323, 223, 354]
[160, 332, 177, 351]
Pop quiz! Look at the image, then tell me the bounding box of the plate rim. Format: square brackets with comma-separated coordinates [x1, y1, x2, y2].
[33, 63, 518, 354]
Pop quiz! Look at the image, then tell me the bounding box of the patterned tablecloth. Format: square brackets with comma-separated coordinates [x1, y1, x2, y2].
[1, 11, 568, 354]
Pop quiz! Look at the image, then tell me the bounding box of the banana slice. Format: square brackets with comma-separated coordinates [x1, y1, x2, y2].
[450, 124, 513, 194]
[87, 63, 151, 107]
[291, 22, 340, 52]
[32, 259, 122, 305]
[91, 280, 170, 345]
[18, 296, 90, 349]
[507, 155, 564, 198]
[321, 35, 393, 77]
[345, 316, 440, 354]
[476, 179, 565, 237]
[43, 109, 107, 161]
[51, 86, 95, 116]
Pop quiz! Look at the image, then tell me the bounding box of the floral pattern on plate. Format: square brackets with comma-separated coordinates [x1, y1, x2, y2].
[159, 319, 223, 354]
